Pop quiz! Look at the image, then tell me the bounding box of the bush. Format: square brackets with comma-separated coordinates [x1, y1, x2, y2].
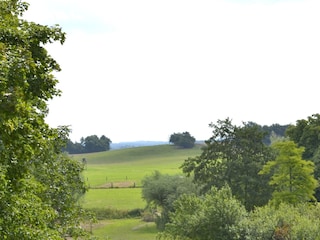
[89, 208, 143, 220]
[237, 203, 320, 240]
[160, 185, 247, 240]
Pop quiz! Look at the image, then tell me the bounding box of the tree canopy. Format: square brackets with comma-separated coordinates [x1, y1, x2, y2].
[159, 185, 246, 240]
[65, 134, 112, 154]
[286, 113, 320, 159]
[141, 171, 199, 230]
[181, 118, 273, 210]
[0, 1, 92, 238]
[286, 113, 320, 200]
[169, 131, 196, 148]
[260, 140, 318, 206]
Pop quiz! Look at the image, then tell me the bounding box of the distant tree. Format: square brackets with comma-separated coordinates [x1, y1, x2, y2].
[83, 135, 111, 153]
[169, 132, 195, 148]
[262, 123, 290, 145]
[259, 140, 318, 206]
[181, 118, 273, 210]
[100, 135, 112, 150]
[141, 171, 199, 230]
[63, 139, 84, 154]
[65, 135, 111, 154]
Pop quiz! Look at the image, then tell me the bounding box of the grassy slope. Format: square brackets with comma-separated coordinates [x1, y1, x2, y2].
[73, 144, 202, 187]
[74, 144, 202, 239]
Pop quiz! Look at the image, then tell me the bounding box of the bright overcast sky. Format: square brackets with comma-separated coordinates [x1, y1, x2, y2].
[24, 0, 320, 143]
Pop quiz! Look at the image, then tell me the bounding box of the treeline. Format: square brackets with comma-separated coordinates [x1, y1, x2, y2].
[169, 123, 289, 149]
[64, 135, 112, 154]
[65, 123, 289, 154]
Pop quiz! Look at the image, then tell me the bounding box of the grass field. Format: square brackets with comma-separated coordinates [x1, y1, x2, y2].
[82, 188, 145, 210]
[74, 144, 202, 239]
[73, 144, 202, 187]
[92, 218, 157, 240]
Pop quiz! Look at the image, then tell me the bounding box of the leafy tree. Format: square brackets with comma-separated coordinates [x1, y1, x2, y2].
[141, 171, 199, 230]
[181, 118, 273, 210]
[169, 131, 195, 148]
[158, 185, 246, 240]
[286, 113, 320, 159]
[0, 1, 92, 238]
[286, 114, 320, 200]
[259, 140, 318, 206]
[83, 135, 111, 153]
[64, 139, 84, 154]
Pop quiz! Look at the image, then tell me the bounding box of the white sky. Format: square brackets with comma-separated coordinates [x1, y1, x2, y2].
[24, 0, 320, 143]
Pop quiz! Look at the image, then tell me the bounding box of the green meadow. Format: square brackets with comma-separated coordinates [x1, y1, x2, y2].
[73, 144, 202, 239]
[72, 144, 202, 188]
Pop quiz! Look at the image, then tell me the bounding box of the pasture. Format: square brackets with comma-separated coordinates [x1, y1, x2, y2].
[72, 144, 202, 188]
[73, 144, 202, 238]
[92, 218, 157, 240]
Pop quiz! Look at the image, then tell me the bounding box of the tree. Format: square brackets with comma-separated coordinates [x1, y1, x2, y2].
[169, 131, 195, 148]
[181, 118, 273, 210]
[158, 185, 246, 240]
[285, 114, 320, 200]
[0, 1, 92, 238]
[261, 123, 290, 145]
[65, 135, 112, 154]
[259, 140, 318, 206]
[286, 113, 320, 159]
[64, 139, 85, 154]
[141, 171, 199, 230]
[83, 135, 111, 153]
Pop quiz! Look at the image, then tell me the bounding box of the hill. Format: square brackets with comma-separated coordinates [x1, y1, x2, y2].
[72, 144, 203, 166]
[71, 144, 203, 191]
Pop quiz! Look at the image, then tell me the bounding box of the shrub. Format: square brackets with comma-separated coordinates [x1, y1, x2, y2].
[89, 208, 143, 220]
[237, 203, 320, 240]
[160, 185, 247, 240]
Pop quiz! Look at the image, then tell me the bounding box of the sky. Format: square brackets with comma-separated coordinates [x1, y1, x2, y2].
[24, 0, 320, 143]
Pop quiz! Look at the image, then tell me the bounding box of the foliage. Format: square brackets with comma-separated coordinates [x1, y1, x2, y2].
[89, 207, 142, 220]
[0, 1, 92, 238]
[158, 185, 246, 240]
[141, 171, 199, 230]
[181, 118, 273, 210]
[261, 123, 290, 145]
[286, 113, 320, 200]
[286, 113, 320, 159]
[169, 131, 196, 148]
[259, 140, 318, 206]
[65, 134, 112, 154]
[237, 203, 320, 240]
